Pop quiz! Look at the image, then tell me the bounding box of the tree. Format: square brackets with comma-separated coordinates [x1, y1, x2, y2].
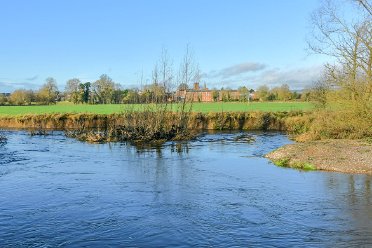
[220, 89, 231, 102]
[277, 84, 292, 101]
[10, 89, 33, 105]
[112, 87, 127, 104]
[37, 77, 59, 104]
[256, 85, 270, 101]
[301, 89, 312, 101]
[79, 82, 91, 103]
[178, 45, 197, 93]
[92, 74, 115, 104]
[311, 79, 331, 108]
[123, 89, 139, 103]
[159, 48, 173, 92]
[65, 78, 82, 103]
[151, 83, 166, 103]
[309, 0, 372, 112]
[140, 83, 167, 103]
[291, 91, 301, 100]
[212, 90, 219, 102]
[0, 94, 7, 105]
[177, 83, 189, 91]
[238, 86, 249, 101]
[151, 51, 171, 103]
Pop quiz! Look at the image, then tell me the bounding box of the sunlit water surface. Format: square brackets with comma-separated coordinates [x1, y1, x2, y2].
[0, 131, 371, 247]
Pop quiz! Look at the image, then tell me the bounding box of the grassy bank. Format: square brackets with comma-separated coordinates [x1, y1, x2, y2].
[265, 108, 372, 174]
[284, 110, 372, 141]
[0, 102, 314, 116]
[1, 108, 371, 174]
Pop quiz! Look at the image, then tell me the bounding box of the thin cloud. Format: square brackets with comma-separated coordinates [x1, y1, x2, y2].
[0, 81, 40, 92]
[26, 75, 39, 81]
[206, 62, 266, 79]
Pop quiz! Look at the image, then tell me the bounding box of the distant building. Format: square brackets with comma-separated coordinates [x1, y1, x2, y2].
[175, 83, 213, 102]
[174, 83, 252, 102]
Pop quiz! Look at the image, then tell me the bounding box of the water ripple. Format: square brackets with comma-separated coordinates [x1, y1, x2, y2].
[0, 131, 371, 247]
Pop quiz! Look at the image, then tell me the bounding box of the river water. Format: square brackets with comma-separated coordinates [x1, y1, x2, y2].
[0, 131, 371, 247]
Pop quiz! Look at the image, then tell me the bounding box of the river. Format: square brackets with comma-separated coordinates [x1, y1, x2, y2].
[0, 131, 371, 247]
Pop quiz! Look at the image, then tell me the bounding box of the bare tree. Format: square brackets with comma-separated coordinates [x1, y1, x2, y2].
[309, 0, 371, 112]
[159, 47, 173, 92]
[176, 45, 199, 131]
[355, 0, 372, 15]
[178, 44, 196, 89]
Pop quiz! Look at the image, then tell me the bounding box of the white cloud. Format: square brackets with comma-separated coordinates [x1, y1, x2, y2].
[253, 65, 323, 89]
[204, 64, 324, 90]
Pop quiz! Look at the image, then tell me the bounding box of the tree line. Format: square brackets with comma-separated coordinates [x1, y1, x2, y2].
[0, 74, 131, 106]
[1, 77, 320, 106]
[0, 77, 59, 106]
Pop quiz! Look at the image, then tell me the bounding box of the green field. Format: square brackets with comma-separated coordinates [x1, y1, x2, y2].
[0, 102, 314, 116]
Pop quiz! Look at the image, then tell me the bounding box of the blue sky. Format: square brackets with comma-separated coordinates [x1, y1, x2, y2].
[0, 0, 331, 92]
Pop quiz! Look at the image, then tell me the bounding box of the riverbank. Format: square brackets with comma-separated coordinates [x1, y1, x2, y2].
[0, 111, 298, 143]
[265, 139, 372, 175]
[0, 111, 300, 131]
[2, 111, 372, 175]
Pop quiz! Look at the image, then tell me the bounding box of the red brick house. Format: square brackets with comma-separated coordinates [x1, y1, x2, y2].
[175, 83, 213, 102]
[174, 83, 253, 102]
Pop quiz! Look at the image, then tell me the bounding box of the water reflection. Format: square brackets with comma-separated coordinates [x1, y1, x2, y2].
[170, 142, 190, 155]
[323, 173, 372, 240]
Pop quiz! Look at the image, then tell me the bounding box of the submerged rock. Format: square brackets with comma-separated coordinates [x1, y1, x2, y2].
[0, 134, 6, 143]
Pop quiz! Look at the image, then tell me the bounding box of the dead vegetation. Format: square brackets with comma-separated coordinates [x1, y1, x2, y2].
[64, 110, 295, 144]
[284, 110, 372, 142]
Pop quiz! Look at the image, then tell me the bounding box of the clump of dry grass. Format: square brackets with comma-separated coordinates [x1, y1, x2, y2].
[198, 111, 293, 131]
[285, 110, 372, 142]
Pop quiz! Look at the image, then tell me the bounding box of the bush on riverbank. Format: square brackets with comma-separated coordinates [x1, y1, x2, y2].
[285, 110, 372, 142]
[65, 111, 295, 143]
[65, 105, 194, 143]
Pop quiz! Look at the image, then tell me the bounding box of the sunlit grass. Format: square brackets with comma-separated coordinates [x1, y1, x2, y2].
[273, 158, 316, 171]
[0, 101, 314, 116]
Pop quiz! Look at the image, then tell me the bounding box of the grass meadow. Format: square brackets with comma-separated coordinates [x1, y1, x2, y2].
[0, 101, 314, 116]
